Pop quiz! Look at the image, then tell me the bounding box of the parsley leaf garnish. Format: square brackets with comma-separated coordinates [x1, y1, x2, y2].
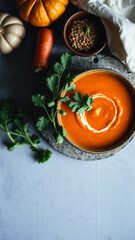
[69, 91, 94, 114]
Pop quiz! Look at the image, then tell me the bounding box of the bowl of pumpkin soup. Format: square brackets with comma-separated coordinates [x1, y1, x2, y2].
[57, 69, 135, 153]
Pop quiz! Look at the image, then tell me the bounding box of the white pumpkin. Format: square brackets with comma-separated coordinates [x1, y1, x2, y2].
[0, 13, 25, 54]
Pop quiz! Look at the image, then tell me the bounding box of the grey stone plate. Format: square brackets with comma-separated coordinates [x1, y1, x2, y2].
[36, 54, 135, 161]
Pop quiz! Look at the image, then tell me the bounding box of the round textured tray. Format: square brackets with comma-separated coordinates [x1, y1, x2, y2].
[36, 54, 135, 160]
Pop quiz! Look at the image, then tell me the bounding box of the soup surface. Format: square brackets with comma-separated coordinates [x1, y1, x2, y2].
[58, 70, 134, 150]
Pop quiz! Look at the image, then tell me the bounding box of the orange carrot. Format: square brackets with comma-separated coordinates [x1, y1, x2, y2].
[32, 28, 54, 73]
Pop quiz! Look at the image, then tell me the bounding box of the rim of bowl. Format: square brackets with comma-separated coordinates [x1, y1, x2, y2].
[63, 11, 107, 56]
[57, 69, 135, 154]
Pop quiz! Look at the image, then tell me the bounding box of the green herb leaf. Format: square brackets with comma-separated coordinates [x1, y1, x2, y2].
[83, 94, 94, 106]
[0, 98, 52, 163]
[46, 74, 58, 93]
[65, 83, 76, 91]
[47, 101, 55, 107]
[0, 98, 15, 123]
[73, 91, 82, 102]
[38, 150, 52, 163]
[60, 53, 73, 69]
[14, 118, 22, 128]
[76, 106, 88, 114]
[37, 116, 50, 132]
[60, 96, 70, 102]
[69, 91, 94, 114]
[68, 102, 80, 112]
[32, 134, 40, 144]
[32, 94, 46, 107]
[58, 110, 67, 116]
[53, 130, 64, 144]
[54, 62, 63, 75]
[17, 108, 27, 122]
[65, 73, 77, 83]
[62, 126, 67, 137]
[6, 142, 16, 151]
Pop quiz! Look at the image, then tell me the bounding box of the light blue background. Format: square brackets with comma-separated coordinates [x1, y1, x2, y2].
[1, 135, 135, 240]
[0, 1, 135, 240]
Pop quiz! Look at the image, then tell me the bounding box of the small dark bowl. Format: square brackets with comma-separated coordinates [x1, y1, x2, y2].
[63, 11, 107, 56]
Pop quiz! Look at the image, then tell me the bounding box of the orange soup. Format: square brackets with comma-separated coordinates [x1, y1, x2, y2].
[58, 70, 134, 150]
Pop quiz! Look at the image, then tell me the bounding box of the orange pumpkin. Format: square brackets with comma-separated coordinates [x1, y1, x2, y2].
[16, 0, 69, 27]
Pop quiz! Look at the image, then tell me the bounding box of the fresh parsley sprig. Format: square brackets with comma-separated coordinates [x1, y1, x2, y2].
[69, 91, 94, 114]
[0, 98, 52, 163]
[32, 53, 76, 144]
[32, 53, 94, 144]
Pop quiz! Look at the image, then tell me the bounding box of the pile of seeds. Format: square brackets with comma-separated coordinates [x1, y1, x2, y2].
[67, 18, 99, 53]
